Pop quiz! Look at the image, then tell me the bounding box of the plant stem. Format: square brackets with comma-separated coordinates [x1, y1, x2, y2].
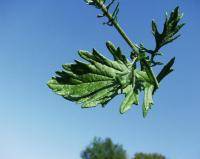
[94, 0, 159, 88]
[97, 1, 139, 54]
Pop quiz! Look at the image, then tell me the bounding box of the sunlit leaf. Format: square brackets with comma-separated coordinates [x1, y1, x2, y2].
[48, 41, 145, 112]
[143, 83, 154, 117]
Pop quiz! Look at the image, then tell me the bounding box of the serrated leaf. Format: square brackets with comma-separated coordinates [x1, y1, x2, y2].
[48, 41, 163, 116]
[48, 42, 143, 111]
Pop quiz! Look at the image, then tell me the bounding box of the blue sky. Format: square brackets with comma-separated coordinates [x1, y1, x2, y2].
[0, 0, 200, 159]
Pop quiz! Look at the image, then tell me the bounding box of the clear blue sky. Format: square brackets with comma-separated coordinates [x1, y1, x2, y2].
[0, 0, 200, 159]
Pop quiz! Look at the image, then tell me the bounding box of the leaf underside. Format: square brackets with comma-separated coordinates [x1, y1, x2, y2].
[48, 41, 173, 117]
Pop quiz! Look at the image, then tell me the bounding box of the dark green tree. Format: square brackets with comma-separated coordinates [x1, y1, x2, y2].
[81, 137, 127, 159]
[133, 152, 166, 159]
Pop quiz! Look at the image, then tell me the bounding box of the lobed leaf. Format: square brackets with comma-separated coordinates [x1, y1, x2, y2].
[48, 42, 143, 112]
[152, 7, 184, 51]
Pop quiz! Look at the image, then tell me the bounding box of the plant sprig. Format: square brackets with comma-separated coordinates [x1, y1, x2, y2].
[48, 0, 184, 117]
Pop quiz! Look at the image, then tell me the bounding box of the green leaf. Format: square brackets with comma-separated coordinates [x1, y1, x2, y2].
[80, 86, 117, 108]
[152, 7, 184, 51]
[135, 69, 152, 84]
[143, 84, 154, 117]
[48, 78, 114, 100]
[78, 49, 128, 72]
[106, 41, 130, 66]
[140, 60, 159, 88]
[48, 42, 143, 112]
[48, 41, 162, 116]
[151, 20, 158, 36]
[84, 0, 106, 8]
[157, 57, 175, 83]
[120, 85, 139, 114]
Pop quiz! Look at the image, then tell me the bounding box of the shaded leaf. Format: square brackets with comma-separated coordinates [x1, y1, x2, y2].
[157, 57, 175, 83]
[152, 7, 184, 51]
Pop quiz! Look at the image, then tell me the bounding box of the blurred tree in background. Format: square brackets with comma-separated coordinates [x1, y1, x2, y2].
[81, 137, 167, 159]
[132, 152, 166, 159]
[81, 137, 127, 159]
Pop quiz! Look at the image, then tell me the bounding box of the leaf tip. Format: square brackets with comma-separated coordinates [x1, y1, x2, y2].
[47, 78, 57, 91]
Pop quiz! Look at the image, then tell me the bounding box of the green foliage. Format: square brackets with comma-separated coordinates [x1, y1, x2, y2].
[85, 0, 106, 9]
[48, 0, 184, 117]
[152, 7, 185, 52]
[133, 152, 166, 159]
[156, 57, 175, 83]
[48, 41, 152, 114]
[81, 137, 127, 159]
